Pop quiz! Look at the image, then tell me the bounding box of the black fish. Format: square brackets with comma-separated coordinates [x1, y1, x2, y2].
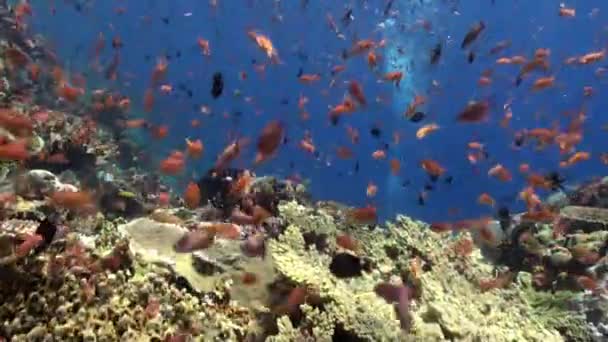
[467, 51, 475, 63]
[409, 112, 426, 123]
[370, 126, 382, 138]
[211, 72, 223, 99]
[417, 192, 426, 205]
[329, 253, 363, 278]
[111, 38, 123, 49]
[296, 67, 303, 78]
[544, 171, 566, 191]
[384, 0, 394, 16]
[342, 8, 353, 26]
[104, 52, 120, 80]
[461, 21, 485, 49]
[496, 206, 511, 231]
[430, 43, 442, 65]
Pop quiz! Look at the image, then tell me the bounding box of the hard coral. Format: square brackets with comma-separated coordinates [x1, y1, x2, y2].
[271, 201, 564, 341]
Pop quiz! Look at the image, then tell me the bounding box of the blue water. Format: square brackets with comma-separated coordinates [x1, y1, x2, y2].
[28, 0, 608, 222]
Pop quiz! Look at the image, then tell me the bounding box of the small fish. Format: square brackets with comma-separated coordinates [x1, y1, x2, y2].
[183, 182, 201, 209]
[461, 21, 486, 49]
[430, 43, 442, 65]
[211, 72, 224, 99]
[456, 101, 489, 123]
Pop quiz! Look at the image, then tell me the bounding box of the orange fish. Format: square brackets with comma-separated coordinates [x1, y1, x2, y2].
[488, 164, 512, 181]
[58, 84, 84, 102]
[215, 138, 248, 171]
[367, 51, 378, 68]
[560, 151, 590, 168]
[28, 63, 40, 81]
[230, 170, 253, 196]
[255, 121, 284, 164]
[15, 233, 43, 258]
[348, 39, 375, 57]
[366, 182, 378, 198]
[579, 50, 605, 65]
[160, 151, 185, 175]
[185, 138, 204, 158]
[390, 159, 400, 175]
[457, 101, 489, 123]
[247, 30, 280, 63]
[383, 71, 403, 88]
[336, 234, 359, 252]
[420, 159, 445, 178]
[346, 125, 360, 144]
[347, 205, 377, 224]
[416, 123, 439, 139]
[477, 193, 495, 207]
[558, 7, 576, 17]
[0, 109, 33, 136]
[183, 182, 201, 209]
[197, 37, 211, 56]
[299, 135, 315, 155]
[151, 57, 168, 85]
[331, 65, 346, 75]
[348, 80, 366, 106]
[151, 125, 169, 139]
[0, 140, 29, 161]
[50, 190, 95, 212]
[143, 88, 154, 112]
[328, 98, 356, 123]
[123, 119, 147, 129]
[299, 74, 321, 83]
[532, 76, 555, 91]
[209, 223, 241, 240]
[336, 146, 354, 159]
[372, 150, 386, 160]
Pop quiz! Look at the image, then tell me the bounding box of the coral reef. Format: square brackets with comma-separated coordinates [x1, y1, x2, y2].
[0, 5, 599, 338]
[268, 201, 563, 341]
[0, 218, 254, 341]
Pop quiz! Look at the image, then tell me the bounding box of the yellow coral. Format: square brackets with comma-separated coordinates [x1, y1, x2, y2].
[273, 202, 565, 342]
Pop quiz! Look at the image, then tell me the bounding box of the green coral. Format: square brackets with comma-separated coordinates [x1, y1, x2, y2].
[521, 280, 591, 342]
[272, 201, 565, 342]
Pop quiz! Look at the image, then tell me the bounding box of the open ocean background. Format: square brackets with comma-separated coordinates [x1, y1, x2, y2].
[27, 0, 608, 223]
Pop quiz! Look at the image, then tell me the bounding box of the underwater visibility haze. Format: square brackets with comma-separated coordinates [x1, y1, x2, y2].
[0, 0, 608, 341]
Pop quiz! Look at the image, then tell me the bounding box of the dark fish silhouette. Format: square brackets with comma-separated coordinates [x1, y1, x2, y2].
[461, 21, 485, 49]
[211, 72, 224, 99]
[467, 51, 476, 63]
[430, 43, 442, 65]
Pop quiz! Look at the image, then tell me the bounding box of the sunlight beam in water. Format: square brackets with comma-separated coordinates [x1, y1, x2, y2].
[381, 5, 428, 219]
